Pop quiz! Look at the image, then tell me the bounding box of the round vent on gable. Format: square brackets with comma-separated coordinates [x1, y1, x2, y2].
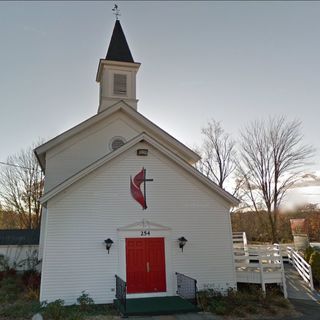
[110, 136, 125, 151]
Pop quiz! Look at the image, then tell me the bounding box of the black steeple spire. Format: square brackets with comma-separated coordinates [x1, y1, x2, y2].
[106, 20, 134, 63]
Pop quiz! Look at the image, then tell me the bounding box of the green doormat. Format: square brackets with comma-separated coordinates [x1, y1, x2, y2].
[114, 296, 198, 316]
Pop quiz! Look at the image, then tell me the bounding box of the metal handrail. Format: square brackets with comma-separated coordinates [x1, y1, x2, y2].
[176, 272, 197, 305]
[115, 275, 127, 312]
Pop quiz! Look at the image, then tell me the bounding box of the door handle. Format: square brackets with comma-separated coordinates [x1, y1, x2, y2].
[146, 262, 150, 273]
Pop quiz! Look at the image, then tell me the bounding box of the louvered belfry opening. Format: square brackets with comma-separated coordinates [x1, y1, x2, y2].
[114, 74, 127, 95]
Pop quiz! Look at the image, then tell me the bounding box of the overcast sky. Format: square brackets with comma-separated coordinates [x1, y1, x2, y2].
[0, 2, 319, 180]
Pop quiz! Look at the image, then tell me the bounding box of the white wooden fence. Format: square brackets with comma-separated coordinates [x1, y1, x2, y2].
[232, 232, 248, 249]
[233, 232, 287, 297]
[287, 246, 314, 291]
[234, 246, 287, 298]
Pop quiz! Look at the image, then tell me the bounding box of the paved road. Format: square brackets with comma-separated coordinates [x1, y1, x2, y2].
[287, 299, 320, 320]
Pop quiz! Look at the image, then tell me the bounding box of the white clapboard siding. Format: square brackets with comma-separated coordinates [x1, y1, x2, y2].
[44, 109, 198, 193]
[45, 114, 139, 191]
[40, 141, 236, 305]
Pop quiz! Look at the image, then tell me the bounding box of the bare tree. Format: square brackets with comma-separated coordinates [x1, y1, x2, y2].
[196, 119, 236, 189]
[237, 116, 314, 242]
[0, 141, 44, 229]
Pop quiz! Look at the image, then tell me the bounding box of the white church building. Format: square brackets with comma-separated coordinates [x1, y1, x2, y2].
[35, 18, 239, 309]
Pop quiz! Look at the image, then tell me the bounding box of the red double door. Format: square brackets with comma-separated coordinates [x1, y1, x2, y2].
[126, 238, 166, 294]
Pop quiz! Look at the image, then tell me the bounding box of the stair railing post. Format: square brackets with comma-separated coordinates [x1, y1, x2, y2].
[287, 247, 292, 265]
[258, 252, 266, 296]
[115, 275, 127, 314]
[279, 253, 288, 298]
[309, 265, 314, 291]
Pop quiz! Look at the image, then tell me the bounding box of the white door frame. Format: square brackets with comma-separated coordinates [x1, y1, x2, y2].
[117, 219, 174, 298]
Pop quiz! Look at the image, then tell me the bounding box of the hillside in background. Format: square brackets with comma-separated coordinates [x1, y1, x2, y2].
[232, 207, 320, 243]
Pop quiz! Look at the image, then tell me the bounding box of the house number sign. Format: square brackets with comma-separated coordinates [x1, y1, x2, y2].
[141, 230, 151, 236]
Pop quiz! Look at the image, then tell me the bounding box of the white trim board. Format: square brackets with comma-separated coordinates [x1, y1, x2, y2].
[35, 101, 200, 171]
[40, 132, 239, 206]
[117, 222, 174, 298]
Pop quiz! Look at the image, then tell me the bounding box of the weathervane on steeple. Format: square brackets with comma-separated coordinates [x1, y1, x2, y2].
[112, 4, 121, 20]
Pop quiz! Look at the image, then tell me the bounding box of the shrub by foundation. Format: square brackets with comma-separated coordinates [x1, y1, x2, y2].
[76, 291, 94, 312]
[0, 276, 22, 303]
[309, 251, 320, 285]
[198, 285, 290, 317]
[42, 299, 66, 320]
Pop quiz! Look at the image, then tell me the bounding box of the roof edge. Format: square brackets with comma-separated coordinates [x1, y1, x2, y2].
[96, 59, 141, 82]
[40, 132, 239, 207]
[34, 101, 200, 169]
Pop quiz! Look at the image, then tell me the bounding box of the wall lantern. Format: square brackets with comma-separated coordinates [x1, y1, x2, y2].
[104, 238, 114, 254]
[178, 237, 188, 252]
[137, 149, 148, 156]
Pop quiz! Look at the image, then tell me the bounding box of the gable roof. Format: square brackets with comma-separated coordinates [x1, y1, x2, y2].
[0, 229, 40, 246]
[106, 20, 134, 63]
[40, 132, 239, 207]
[34, 101, 200, 172]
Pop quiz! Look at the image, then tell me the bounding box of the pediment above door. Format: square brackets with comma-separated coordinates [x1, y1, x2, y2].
[117, 219, 171, 231]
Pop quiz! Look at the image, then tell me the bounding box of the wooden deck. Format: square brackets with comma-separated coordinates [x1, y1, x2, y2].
[233, 232, 319, 301]
[234, 247, 287, 297]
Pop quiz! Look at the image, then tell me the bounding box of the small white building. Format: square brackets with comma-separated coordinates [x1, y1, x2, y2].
[0, 229, 40, 271]
[35, 19, 239, 306]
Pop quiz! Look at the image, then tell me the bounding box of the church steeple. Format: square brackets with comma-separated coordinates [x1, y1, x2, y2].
[106, 20, 134, 63]
[96, 19, 140, 113]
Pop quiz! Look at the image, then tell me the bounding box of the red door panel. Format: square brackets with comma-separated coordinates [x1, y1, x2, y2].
[126, 238, 166, 294]
[126, 239, 147, 293]
[147, 238, 166, 292]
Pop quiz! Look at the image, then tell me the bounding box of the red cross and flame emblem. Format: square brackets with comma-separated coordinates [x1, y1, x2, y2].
[130, 168, 153, 210]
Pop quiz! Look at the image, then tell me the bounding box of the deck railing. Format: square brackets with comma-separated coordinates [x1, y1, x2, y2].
[176, 272, 197, 305]
[232, 232, 290, 262]
[232, 232, 248, 254]
[287, 246, 314, 291]
[234, 245, 287, 298]
[115, 275, 126, 312]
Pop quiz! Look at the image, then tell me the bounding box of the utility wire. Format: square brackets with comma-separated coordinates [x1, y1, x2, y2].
[0, 161, 39, 171]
